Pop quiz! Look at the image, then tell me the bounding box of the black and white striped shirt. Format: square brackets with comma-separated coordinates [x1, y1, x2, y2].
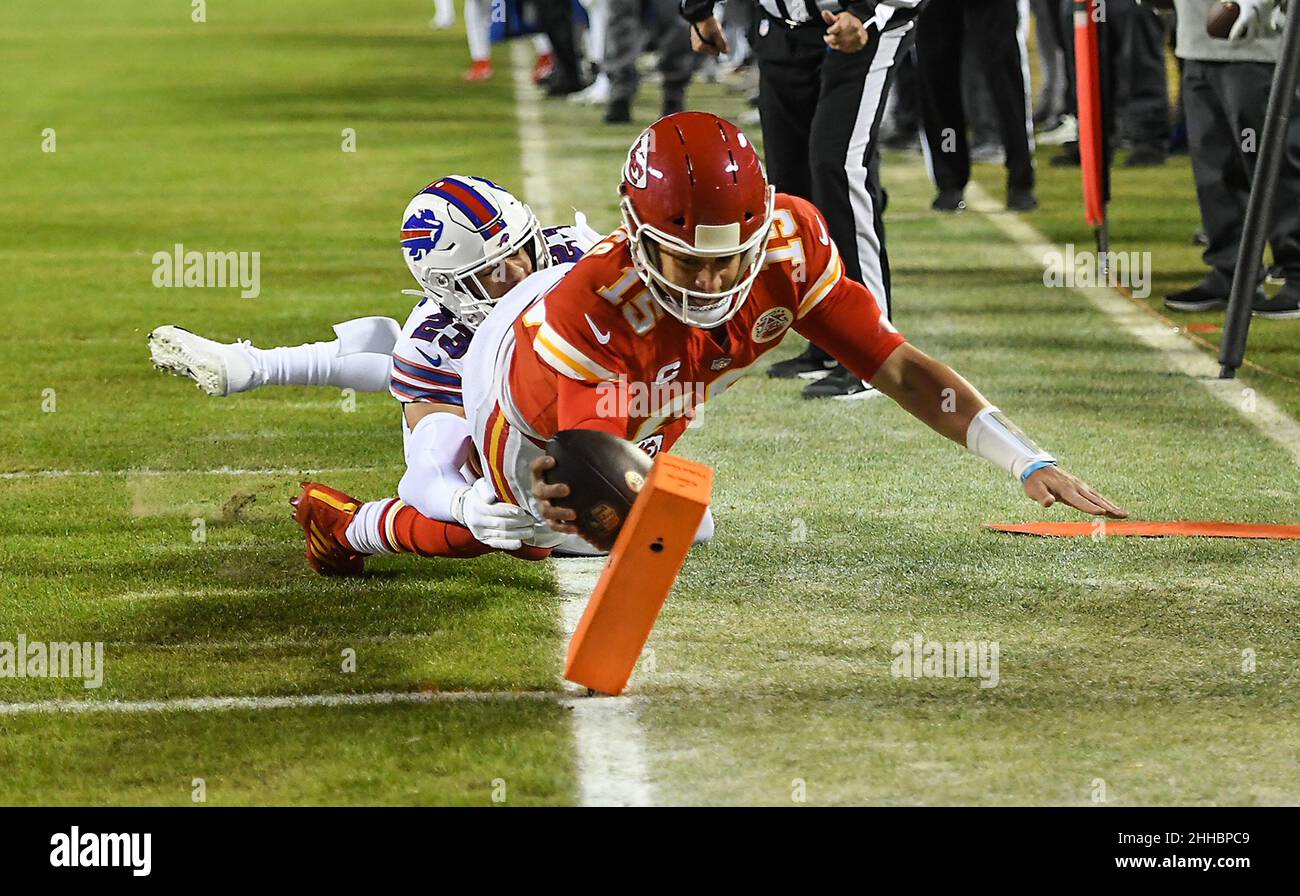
[681, 0, 924, 30]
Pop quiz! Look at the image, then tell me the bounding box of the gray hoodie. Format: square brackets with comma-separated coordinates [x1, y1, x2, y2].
[1173, 0, 1282, 63]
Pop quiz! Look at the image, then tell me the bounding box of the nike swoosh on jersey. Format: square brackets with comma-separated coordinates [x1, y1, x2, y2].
[415, 347, 444, 367]
[585, 314, 612, 345]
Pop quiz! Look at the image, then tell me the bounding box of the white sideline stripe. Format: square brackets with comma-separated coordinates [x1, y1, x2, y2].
[1, 465, 387, 480]
[511, 41, 655, 807]
[511, 41, 556, 224]
[965, 183, 1300, 468]
[0, 690, 557, 717]
[553, 558, 654, 808]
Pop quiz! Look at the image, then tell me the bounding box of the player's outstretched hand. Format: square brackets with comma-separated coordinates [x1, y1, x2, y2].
[530, 455, 580, 534]
[1023, 466, 1128, 518]
[689, 17, 729, 57]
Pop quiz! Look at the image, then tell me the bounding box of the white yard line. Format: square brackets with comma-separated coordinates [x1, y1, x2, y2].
[511, 41, 556, 224]
[554, 558, 655, 807]
[0, 689, 557, 717]
[510, 43, 656, 805]
[964, 182, 1300, 467]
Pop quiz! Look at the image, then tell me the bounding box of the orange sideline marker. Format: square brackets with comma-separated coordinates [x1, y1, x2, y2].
[985, 521, 1300, 539]
[564, 453, 713, 696]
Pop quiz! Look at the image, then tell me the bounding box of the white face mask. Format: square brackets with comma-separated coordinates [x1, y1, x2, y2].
[620, 187, 775, 329]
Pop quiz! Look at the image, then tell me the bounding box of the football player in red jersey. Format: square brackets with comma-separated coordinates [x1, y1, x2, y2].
[302, 111, 1123, 572]
[520, 111, 1127, 535]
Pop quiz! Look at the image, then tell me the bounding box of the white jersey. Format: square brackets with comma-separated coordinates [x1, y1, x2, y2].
[388, 219, 600, 406]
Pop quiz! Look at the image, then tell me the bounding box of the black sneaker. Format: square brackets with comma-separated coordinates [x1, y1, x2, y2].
[1265, 264, 1285, 285]
[1254, 284, 1300, 319]
[1124, 146, 1167, 167]
[1006, 188, 1038, 212]
[1050, 144, 1081, 167]
[546, 75, 586, 97]
[931, 188, 965, 212]
[661, 95, 684, 118]
[1164, 283, 1229, 312]
[605, 98, 632, 124]
[1164, 283, 1266, 312]
[801, 365, 882, 400]
[767, 346, 837, 380]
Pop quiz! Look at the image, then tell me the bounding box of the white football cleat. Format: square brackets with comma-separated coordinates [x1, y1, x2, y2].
[148, 325, 259, 396]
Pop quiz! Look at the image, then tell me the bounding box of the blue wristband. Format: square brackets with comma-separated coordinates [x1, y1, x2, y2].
[1020, 460, 1057, 483]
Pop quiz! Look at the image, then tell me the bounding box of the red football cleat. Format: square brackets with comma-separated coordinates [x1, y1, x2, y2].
[464, 60, 494, 82]
[531, 52, 555, 84]
[291, 481, 366, 576]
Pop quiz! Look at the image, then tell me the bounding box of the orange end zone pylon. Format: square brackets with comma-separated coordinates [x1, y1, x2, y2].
[564, 453, 713, 696]
[1073, 0, 1106, 229]
[985, 521, 1300, 539]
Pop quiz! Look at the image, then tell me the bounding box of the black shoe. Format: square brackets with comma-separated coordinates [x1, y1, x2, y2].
[1050, 145, 1081, 167]
[1124, 146, 1167, 167]
[801, 365, 881, 401]
[1006, 188, 1038, 212]
[1164, 283, 1229, 312]
[604, 97, 631, 124]
[1265, 264, 1285, 285]
[1191, 229, 1208, 247]
[1163, 281, 1265, 312]
[546, 75, 586, 97]
[767, 346, 837, 380]
[931, 188, 965, 212]
[661, 95, 684, 118]
[1254, 284, 1300, 319]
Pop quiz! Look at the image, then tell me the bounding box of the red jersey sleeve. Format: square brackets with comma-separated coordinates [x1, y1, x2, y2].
[556, 376, 628, 437]
[782, 196, 906, 382]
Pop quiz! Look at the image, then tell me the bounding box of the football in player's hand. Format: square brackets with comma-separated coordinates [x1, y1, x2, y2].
[1207, 1, 1241, 38]
[544, 429, 652, 551]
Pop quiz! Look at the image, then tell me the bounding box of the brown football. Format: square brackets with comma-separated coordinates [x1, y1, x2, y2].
[544, 429, 653, 551]
[1207, 1, 1241, 39]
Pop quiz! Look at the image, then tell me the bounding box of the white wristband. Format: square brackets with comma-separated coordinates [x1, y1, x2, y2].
[966, 406, 1056, 482]
[450, 486, 471, 527]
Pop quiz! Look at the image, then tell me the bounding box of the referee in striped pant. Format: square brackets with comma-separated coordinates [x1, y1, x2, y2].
[681, 0, 926, 399]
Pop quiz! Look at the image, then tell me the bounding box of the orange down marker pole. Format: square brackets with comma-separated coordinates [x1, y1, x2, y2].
[564, 453, 713, 696]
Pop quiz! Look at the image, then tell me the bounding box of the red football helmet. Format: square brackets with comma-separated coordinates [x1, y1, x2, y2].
[619, 112, 775, 328]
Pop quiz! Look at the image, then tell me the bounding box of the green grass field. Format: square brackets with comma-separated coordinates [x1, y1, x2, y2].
[1, 1, 1296, 805]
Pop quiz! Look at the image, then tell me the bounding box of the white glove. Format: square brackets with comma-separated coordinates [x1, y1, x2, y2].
[1272, 0, 1289, 32]
[452, 477, 539, 551]
[1229, 0, 1279, 40]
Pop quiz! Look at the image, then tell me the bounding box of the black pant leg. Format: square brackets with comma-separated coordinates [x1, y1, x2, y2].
[811, 18, 915, 314]
[916, 0, 970, 192]
[1119, 0, 1171, 151]
[1218, 62, 1300, 282]
[536, 0, 582, 87]
[753, 20, 823, 202]
[967, 0, 1035, 191]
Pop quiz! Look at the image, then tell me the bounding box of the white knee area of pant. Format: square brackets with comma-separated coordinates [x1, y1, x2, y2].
[398, 412, 475, 522]
[693, 505, 715, 545]
[333, 316, 401, 356]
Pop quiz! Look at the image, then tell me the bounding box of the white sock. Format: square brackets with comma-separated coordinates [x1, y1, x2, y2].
[465, 0, 491, 62]
[585, 0, 608, 64]
[344, 499, 400, 555]
[533, 34, 550, 55]
[245, 341, 392, 392]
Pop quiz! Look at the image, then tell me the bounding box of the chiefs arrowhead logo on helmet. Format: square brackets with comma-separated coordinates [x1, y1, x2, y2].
[626, 131, 651, 190]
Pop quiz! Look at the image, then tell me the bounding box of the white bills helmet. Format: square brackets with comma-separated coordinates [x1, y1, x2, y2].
[400, 176, 548, 329]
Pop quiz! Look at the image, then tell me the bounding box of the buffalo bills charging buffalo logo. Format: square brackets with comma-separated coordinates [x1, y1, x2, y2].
[401, 209, 445, 262]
